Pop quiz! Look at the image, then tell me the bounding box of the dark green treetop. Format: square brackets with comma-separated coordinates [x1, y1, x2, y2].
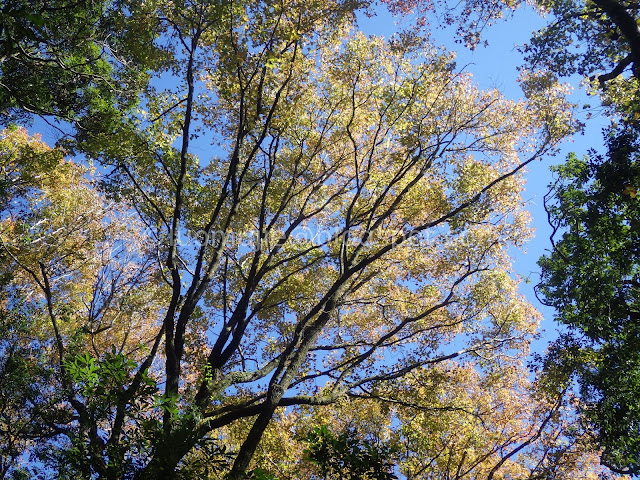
[538, 126, 640, 474]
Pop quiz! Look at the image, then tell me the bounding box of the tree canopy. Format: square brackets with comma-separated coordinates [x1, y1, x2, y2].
[0, 0, 626, 479]
[538, 127, 640, 475]
[521, 0, 640, 474]
[0, 0, 164, 125]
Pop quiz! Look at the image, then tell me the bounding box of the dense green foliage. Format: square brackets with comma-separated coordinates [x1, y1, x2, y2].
[0, 0, 163, 125]
[523, 0, 640, 473]
[304, 426, 397, 480]
[538, 128, 640, 474]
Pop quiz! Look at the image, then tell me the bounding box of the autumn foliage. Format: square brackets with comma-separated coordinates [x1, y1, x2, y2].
[0, 0, 626, 479]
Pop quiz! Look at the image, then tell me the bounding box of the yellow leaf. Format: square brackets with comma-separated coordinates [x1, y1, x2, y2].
[623, 184, 637, 197]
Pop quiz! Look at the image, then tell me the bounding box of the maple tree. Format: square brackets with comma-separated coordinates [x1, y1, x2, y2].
[0, 1, 620, 479]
